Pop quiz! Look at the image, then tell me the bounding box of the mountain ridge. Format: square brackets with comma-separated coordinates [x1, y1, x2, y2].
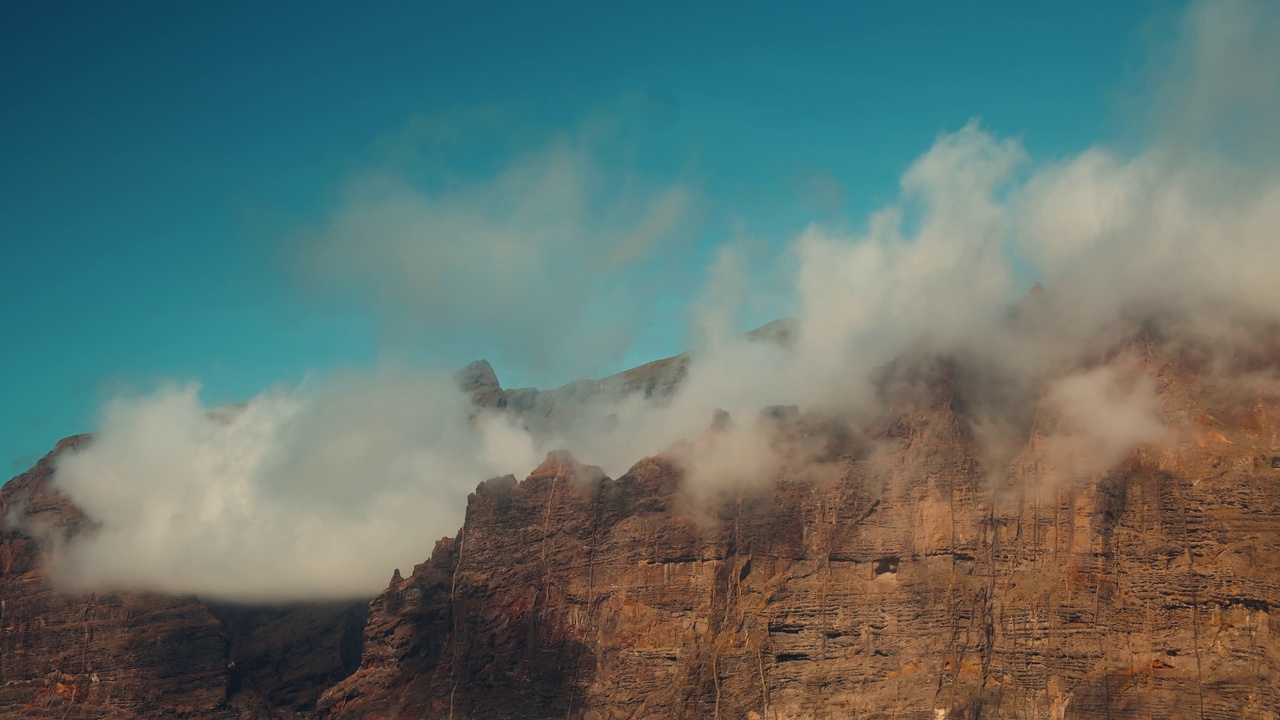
[316, 328, 1280, 718]
[3, 318, 1279, 718]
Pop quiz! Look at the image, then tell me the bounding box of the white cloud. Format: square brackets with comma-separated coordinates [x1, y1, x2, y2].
[789, 121, 1024, 409]
[50, 373, 539, 601]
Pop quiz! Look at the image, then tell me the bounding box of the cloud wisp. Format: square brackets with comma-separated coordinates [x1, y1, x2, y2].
[305, 127, 694, 379]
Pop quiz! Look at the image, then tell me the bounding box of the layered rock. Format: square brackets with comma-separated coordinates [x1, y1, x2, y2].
[321, 339, 1280, 719]
[0, 437, 367, 719]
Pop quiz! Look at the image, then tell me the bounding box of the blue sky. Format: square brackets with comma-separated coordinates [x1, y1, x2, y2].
[1, 1, 1169, 473]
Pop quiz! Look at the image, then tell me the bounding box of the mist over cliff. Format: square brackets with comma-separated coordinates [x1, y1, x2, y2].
[29, 0, 1280, 602]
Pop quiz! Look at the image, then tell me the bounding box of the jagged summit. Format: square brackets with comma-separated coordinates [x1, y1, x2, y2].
[456, 319, 797, 434]
[456, 358, 505, 408]
[456, 359, 500, 393]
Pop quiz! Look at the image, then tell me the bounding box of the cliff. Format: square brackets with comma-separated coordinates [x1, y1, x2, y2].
[3, 324, 1279, 719]
[319, 337, 1280, 719]
[0, 437, 367, 719]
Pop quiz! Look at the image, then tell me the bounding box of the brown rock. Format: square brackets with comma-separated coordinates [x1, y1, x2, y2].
[320, 338, 1280, 719]
[457, 360, 507, 410]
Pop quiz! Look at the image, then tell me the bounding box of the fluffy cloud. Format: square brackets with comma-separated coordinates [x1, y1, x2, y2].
[50, 372, 538, 601]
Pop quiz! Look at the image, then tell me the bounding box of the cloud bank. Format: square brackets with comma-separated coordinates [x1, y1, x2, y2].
[32, 0, 1280, 601]
[305, 127, 694, 379]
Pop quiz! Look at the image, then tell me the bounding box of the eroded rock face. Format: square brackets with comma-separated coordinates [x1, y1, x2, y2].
[0, 437, 368, 719]
[321, 341, 1280, 720]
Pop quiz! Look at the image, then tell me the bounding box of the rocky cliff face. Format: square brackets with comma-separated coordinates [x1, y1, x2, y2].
[0, 436, 367, 719]
[318, 336, 1280, 720]
[4, 325, 1278, 719]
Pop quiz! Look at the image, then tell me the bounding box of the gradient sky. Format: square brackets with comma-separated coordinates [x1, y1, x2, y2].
[1, 1, 1170, 473]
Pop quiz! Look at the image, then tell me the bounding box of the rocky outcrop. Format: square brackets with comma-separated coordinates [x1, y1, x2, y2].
[458, 360, 507, 410]
[0, 437, 368, 719]
[322, 337, 1280, 719]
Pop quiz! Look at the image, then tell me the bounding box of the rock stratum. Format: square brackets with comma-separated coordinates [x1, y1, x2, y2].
[4, 326, 1280, 719]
